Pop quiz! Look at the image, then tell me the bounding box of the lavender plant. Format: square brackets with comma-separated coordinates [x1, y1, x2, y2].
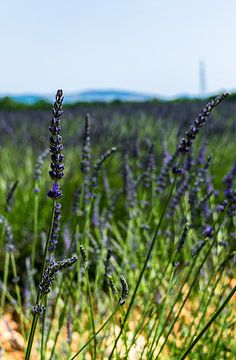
[25, 90, 78, 360]
[1, 91, 236, 359]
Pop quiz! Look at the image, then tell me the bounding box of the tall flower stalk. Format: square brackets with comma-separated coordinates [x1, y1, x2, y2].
[25, 90, 65, 360]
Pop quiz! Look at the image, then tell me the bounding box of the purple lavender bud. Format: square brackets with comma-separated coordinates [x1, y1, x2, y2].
[51, 153, 64, 163]
[50, 135, 62, 145]
[50, 162, 64, 173]
[80, 114, 91, 175]
[172, 166, 184, 176]
[49, 125, 61, 135]
[216, 203, 225, 212]
[203, 225, 213, 238]
[33, 304, 46, 315]
[49, 170, 64, 180]
[224, 188, 232, 198]
[50, 144, 64, 154]
[47, 182, 62, 200]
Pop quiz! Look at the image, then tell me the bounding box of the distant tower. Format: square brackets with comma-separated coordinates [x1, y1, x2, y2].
[199, 61, 206, 98]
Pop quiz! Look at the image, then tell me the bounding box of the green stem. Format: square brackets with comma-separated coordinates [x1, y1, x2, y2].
[155, 208, 227, 357]
[31, 191, 39, 271]
[0, 227, 5, 257]
[153, 252, 199, 352]
[40, 296, 48, 360]
[148, 268, 176, 358]
[70, 303, 120, 360]
[44, 276, 64, 348]
[187, 266, 225, 346]
[179, 285, 236, 360]
[0, 281, 29, 326]
[49, 304, 67, 360]
[156, 233, 221, 357]
[25, 201, 56, 360]
[10, 252, 26, 339]
[0, 251, 10, 314]
[85, 271, 97, 360]
[108, 175, 177, 359]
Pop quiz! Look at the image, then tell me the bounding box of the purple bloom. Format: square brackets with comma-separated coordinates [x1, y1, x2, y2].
[216, 203, 225, 212]
[47, 182, 62, 200]
[48, 202, 62, 252]
[47, 90, 64, 198]
[203, 225, 213, 238]
[178, 93, 228, 154]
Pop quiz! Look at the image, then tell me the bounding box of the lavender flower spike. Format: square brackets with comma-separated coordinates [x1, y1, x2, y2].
[47, 89, 64, 200]
[39, 256, 78, 294]
[119, 275, 129, 305]
[178, 93, 228, 154]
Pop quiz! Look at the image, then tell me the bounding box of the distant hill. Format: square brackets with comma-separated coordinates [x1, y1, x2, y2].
[0, 90, 231, 108]
[0, 89, 156, 105]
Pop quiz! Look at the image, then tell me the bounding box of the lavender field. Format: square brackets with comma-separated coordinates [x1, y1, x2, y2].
[0, 92, 236, 359]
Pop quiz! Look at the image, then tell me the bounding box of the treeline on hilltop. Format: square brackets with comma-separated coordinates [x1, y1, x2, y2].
[1, 93, 236, 110]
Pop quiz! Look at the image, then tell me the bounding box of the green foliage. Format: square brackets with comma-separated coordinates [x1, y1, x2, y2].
[0, 98, 236, 359]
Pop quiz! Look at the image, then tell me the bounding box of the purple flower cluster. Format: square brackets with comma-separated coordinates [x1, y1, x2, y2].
[178, 93, 228, 154]
[203, 225, 214, 238]
[48, 203, 62, 253]
[81, 114, 91, 205]
[80, 113, 91, 175]
[167, 179, 189, 218]
[0, 216, 14, 253]
[223, 163, 236, 199]
[123, 154, 136, 208]
[143, 144, 155, 188]
[47, 90, 64, 200]
[34, 149, 49, 193]
[91, 147, 117, 190]
[39, 256, 78, 294]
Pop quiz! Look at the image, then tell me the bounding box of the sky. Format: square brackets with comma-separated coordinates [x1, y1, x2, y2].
[0, 0, 236, 97]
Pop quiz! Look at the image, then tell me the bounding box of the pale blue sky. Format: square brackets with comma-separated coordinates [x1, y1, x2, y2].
[0, 0, 235, 96]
